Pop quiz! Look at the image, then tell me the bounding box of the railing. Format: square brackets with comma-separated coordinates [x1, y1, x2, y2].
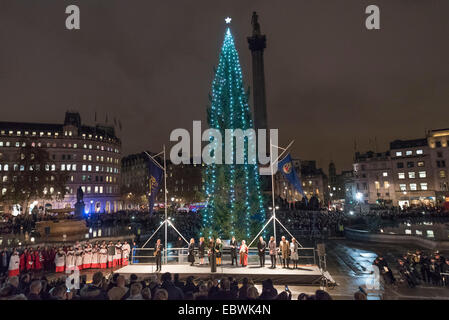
[131, 247, 319, 266]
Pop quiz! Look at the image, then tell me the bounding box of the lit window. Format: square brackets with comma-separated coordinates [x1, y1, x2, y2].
[398, 173, 405, 179]
[396, 152, 402, 157]
[384, 181, 390, 189]
[409, 183, 417, 191]
[439, 170, 446, 178]
[399, 184, 406, 191]
[416, 150, 423, 155]
[417, 161, 424, 167]
[382, 172, 388, 177]
[406, 150, 412, 156]
[61, 164, 65, 171]
[418, 171, 426, 178]
[82, 165, 86, 171]
[420, 183, 428, 190]
[408, 172, 415, 179]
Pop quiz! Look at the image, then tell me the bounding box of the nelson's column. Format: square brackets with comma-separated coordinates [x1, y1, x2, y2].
[248, 12, 270, 192]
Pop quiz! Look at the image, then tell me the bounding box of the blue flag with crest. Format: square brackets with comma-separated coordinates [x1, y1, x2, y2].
[278, 154, 307, 202]
[148, 159, 163, 214]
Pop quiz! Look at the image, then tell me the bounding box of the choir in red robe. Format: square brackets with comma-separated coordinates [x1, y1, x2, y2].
[4, 240, 130, 278]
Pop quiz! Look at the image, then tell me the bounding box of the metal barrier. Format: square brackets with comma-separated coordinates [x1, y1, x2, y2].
[131, 246, 319, 267]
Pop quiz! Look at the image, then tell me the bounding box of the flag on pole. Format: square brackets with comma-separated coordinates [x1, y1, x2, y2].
[147, 158, 163, 214]
[278, 153, 307, 201]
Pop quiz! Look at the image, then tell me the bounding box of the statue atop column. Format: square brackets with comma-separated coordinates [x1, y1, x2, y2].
[251, 11, 261, 35]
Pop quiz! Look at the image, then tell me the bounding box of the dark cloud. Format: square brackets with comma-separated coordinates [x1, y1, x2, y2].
[1, 0, 448, 173]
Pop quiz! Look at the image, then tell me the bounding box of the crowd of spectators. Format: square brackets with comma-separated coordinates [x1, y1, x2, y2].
[373, 250, 449, 288]
[0, 270, 339, 301]
[276, 210, 347, 238]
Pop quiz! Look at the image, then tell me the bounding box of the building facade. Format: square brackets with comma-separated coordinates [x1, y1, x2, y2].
[121, 153, 204, 210]
[351, 129, 449, 208]
[0, 111, 122, 215]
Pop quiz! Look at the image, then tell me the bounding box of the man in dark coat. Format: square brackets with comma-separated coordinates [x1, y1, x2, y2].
[257, 237, 266, 267]
[188, 239, 195, 266]
[373, 256, 395, 285]
[154, 239, 163, 272]
[398, 259, 418, 288]
[230, 237, 238, 267]
[0, 248, 10, 275]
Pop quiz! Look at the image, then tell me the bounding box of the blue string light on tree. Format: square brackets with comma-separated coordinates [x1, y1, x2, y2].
[201, 18, 266, 240]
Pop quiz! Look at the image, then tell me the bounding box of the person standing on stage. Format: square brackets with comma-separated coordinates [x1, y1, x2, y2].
[83, 243, 92, 270]
[257, 237, 266, 267]
[122, 241, 131, 266]
[208, 237, 214, 265]
[26, 248, 34, 272]
[154, 239, 163, 272]
[107, 241, 116, 268]
[279, 236, 290, 269]
[74, 244, 83, 271]
[33, 247, 43, 273]
[55, 248, 66, 273]
[268, 236, 276, 268]
[215, 238, 223, 266]
[99, 244, 108, 269]
[290, 238, 299, 269]
[188, 238, 195, 266]
[230, 236, 238, 267]
[65, 246, 75, 273]
[198, 237, 206, 265]
[8, 249, 20, 277]
[239, 240, 248, 267]
[115, 241, 122, 266]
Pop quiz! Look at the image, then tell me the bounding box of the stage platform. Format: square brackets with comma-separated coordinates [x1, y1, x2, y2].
[114, 264, 329, 285]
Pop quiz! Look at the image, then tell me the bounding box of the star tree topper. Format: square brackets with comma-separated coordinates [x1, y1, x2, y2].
[225, 17, 232, 24]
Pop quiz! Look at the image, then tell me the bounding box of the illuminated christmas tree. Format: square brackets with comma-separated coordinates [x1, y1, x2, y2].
[202, 19, 265, 240]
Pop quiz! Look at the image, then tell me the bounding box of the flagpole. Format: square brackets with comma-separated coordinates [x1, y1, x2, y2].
[270, 138, 276, 245]
[163, 144, 168, 264]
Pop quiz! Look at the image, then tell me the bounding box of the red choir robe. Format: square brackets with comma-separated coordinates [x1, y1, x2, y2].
[34, 251, 43, 271]
[55, 251, 66, 273]
[8, 253, 20, 277]
[26, 252, 34, 271]
[122, 244, 130, 266]
[19, 253, 26, 272]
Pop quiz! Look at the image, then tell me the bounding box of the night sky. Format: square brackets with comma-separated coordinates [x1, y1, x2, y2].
[1, 0, 448, 173]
